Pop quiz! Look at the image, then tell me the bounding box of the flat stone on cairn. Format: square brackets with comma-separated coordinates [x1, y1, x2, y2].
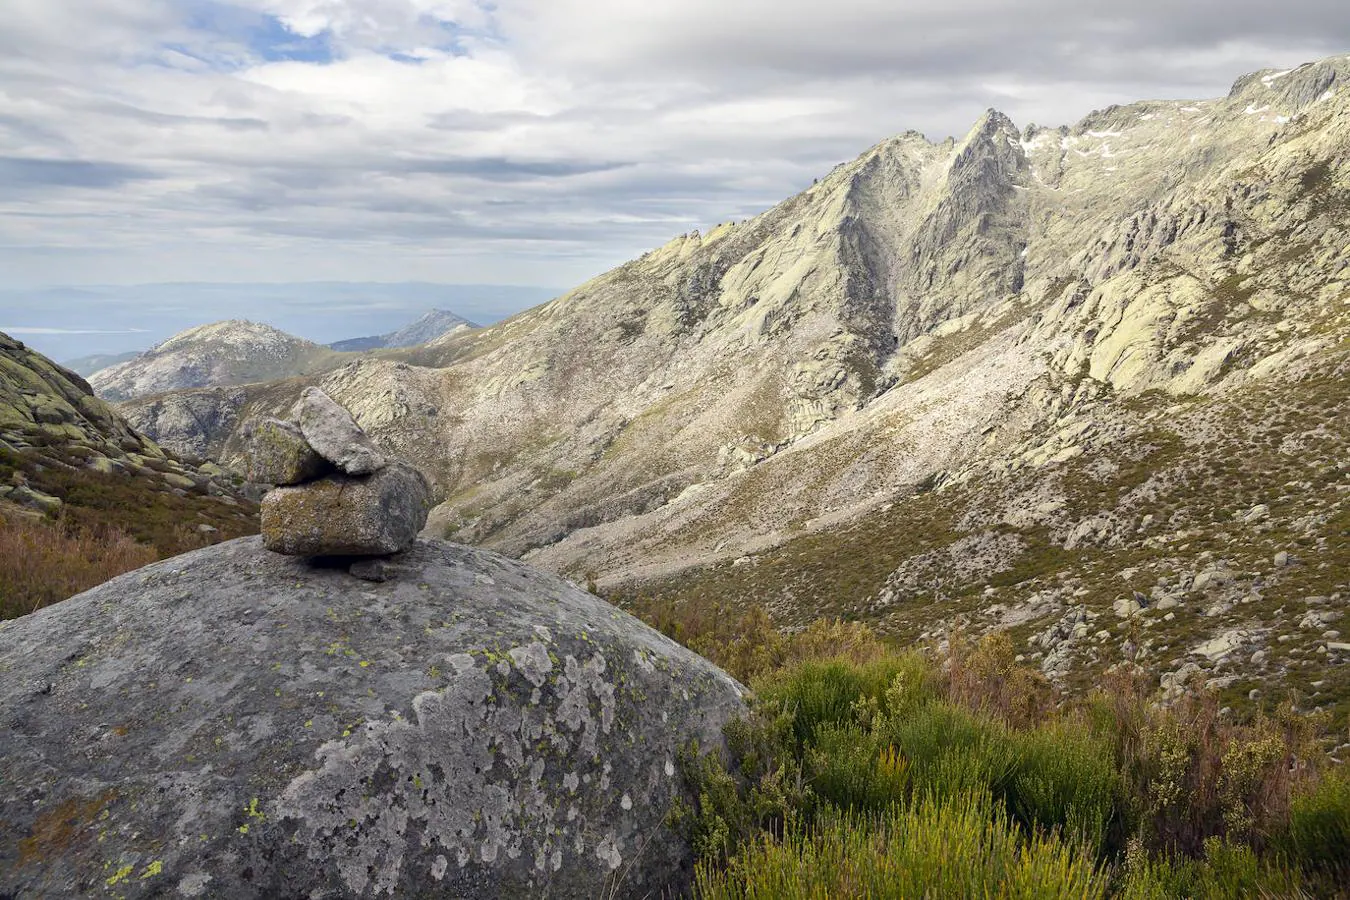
[254, 388, 430, 557]
[296, 386, 387, 475]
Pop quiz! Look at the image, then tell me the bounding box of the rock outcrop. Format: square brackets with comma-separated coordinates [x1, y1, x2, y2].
[0, 331, 258, 536]
[0, 536, 747, 898]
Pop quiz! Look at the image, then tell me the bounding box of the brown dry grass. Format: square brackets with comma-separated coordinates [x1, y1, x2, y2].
[0, 514, 157, 620]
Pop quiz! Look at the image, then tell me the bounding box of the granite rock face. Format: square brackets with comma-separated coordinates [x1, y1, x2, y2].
[243, 417, 330, 485]
[261, 461, 432, 556]
[296, 386, 387, 476]
[0, 537, 747, 898]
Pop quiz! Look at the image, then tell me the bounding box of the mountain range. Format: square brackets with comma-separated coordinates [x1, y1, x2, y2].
[112, 56, 1350, 718]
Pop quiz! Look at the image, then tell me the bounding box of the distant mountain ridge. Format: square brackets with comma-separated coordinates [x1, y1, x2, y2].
[87, 310, 479, 402]
[62, 351, 141, 377]
[328, 309, 476, 352]
[89, 320, 346, 402]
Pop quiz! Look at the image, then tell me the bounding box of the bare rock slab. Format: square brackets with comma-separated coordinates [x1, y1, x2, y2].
[0, 537, 747, 899]
[243, 417, 329, 485]
[295, 387, 387, 476]
[262, 461, 431, 556]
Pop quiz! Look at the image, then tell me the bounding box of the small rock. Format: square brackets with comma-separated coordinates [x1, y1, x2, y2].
[1156, 597, 1179, 611]
[244, 418, 330, 485]
[295, 388, 387, 476]
[1274, 551, 1293, 567]
[1243, 504, 1270, 523]
[196, 523, 218, 534]
[1194, 629, 1246, 662]
[1249, 689, 1262, 700]
[1113, 597, 1143, 618]
[349, 559, 390, 582]
[1251, 650, 1267, 664]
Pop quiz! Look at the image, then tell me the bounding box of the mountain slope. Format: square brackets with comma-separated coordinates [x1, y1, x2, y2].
[328, 309, 477, 351]
[90, 320, 351, 402]
[118, 57, 1350, 717]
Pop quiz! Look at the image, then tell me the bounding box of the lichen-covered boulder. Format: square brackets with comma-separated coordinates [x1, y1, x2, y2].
[243, 417, 330, 485]
[295, 387, 386, 476]
[0, 537, 747, 898]
[261, 461, 431, 556]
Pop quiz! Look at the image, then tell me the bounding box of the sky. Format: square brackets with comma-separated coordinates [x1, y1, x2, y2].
[0, 1, 1347, 358]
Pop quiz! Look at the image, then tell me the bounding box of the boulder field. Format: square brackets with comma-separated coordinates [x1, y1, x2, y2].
[0, 536, 746, 898]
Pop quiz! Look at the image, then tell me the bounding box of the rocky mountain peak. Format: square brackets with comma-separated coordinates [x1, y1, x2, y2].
[1229, 57, 1348, 111]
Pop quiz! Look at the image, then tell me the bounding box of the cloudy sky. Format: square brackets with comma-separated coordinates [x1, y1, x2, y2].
[1, 0, 1346, 354]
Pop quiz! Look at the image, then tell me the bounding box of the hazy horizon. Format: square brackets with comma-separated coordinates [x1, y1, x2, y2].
[0, 282, 560, 362]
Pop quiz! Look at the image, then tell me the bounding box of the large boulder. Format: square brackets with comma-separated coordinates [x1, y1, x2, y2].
[0, 537, 746, 898]
[261, 460, 432, 556]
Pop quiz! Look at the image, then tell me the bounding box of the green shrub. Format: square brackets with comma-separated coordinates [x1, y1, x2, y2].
[1118, 837, 1306, 899]
[695, 791, 1106, 900]
[1283, 767, 1350, 878]
[1010, 720, 1120, 856]
[668, 708, 810, 864]
[755, 654, 926, 748]
[807, 725, 910, 813]
[881, 702, 1019, 802]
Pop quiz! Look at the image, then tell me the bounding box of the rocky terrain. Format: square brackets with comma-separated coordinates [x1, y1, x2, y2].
[328, 308, 476, 352]
[0, 536, 745, 898]
[115, 56, 1350, 722]
[89, 320, 351, 402]
[0, 331, 257, 546]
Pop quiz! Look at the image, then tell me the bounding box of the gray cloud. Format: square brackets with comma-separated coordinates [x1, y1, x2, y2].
[0, 156, 162, 191]
[0, 0, 1345, 300]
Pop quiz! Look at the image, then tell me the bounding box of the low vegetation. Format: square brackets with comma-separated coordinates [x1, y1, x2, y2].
[629, 601, 1350, 898]
[0, 514, 157, 620]
[0, 442, 259, 621]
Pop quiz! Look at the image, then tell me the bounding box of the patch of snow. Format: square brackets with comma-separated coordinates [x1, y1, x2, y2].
[1139, 113, 1155, 121]
[1316, 89, 1336, 103]
[1273, 115, 1290, 124]
[1179, 106, 1201, 112]
[1261, 69, 1292, 86]
[1244, 104, 1270, 115]
[1085, 129, 1123, 138]
[1019, 247, 1029, 258]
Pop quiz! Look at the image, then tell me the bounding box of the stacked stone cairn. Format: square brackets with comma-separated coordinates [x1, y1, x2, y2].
[245, 387, 431, 568]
